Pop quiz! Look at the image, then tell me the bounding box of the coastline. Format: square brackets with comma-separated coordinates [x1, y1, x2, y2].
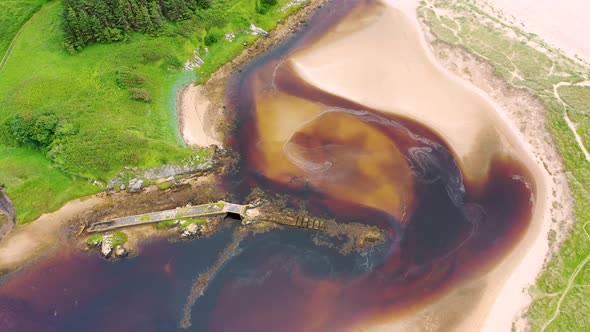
[177, 83, 221, 147]
[176, 0, 330, 148]
[0, 0, 573, 330]
[398, 0, 569, 331]
[282, 0, 559, 330]
[0, 0, 330, 276]
[0, 196, 103, 274]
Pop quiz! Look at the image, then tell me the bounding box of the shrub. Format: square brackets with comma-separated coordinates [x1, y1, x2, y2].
[115, 67, 145, 89]
[3, 112, 65, 148]
[256, 0, 277, 14]
[130, 88, 152, 103]
[204, 31, 218, 46]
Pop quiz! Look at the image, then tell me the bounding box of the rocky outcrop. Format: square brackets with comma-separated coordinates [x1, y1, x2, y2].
[106, 153, 217, 192]
[181, 223, 200, 238]
[141, 159, 214, 180]
[101, 234, 113, 257]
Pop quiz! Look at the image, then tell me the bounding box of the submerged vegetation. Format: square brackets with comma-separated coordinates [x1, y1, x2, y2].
[0, 0, 306, 223]
[419, 0, 590, 330]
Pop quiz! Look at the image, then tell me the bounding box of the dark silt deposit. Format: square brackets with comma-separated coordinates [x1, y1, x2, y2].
[0, 1, 535, 331]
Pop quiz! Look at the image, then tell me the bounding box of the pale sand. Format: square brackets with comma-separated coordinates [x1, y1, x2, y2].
[0, 196, 101, 271]
[484, 0, 590, 65]
[287, 0, 553, 330]
[178, 83, 221, 147]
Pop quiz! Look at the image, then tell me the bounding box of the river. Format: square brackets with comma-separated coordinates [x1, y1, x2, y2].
[0, 1, 538, 331]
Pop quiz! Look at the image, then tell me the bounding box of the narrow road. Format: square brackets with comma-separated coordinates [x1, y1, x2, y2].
[0, 1, 59, 73]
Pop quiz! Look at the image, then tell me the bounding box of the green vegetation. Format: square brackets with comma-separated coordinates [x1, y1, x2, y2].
[87, 231, 127, 246]
[154, 217, 206, 229]
[110, 231, 128, 246]
[0, 0, 48, 58]
[156, 181, 175, 190]
[61, 0, 211, 52]
[87, 233, 103, 246]
[155, 219, 176, 229]
[0, 0, 305, 223]
[179, 217, 206, 230]
[139, 215, 151, 222]
[419, 1, 590, 330]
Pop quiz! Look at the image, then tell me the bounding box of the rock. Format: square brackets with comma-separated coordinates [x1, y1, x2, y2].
[120, 184, 126, 190]
[128, 179, 143, 192]
[101, 240, 113, 258]
[181, 223, 199, 238]
[165, 176, 175, 182]
[196, 161, 214, 172]
[225, 32, 235, 42]
[132, 167, 138, 171]
[107, 180, 122, 191]
[115, 245, 128, 257]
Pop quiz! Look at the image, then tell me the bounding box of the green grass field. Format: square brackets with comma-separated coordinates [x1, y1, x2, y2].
[0, 0, 48, 60]
[0, 0, 305, 223]
[419, 1, 590, 330]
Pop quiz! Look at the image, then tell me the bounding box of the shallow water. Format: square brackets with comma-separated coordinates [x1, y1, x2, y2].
[0, 1, 535, 331]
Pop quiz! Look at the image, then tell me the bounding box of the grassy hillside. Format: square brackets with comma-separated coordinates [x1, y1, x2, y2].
[0, 0, 305, 223]
[419, 1, 590, 330]
[0, 0, 48, 60]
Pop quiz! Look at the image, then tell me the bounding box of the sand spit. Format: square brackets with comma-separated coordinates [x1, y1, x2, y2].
[284, 0, 553, 330]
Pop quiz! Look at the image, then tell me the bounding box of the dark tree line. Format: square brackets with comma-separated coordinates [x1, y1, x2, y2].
[62, 0, 211, 52]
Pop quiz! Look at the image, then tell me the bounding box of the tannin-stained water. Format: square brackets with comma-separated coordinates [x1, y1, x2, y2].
[0, 1, 535, 331]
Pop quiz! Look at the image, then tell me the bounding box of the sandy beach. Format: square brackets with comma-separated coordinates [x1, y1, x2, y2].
[0, 196, 101, 272]
[177, 83, 221, 147]
[282, 0, 558, 330]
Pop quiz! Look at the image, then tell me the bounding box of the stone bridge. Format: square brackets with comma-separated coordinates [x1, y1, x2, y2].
[86, 201, 248, 233]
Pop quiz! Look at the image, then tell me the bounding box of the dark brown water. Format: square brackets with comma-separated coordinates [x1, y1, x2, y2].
[0, 1, 534, 331]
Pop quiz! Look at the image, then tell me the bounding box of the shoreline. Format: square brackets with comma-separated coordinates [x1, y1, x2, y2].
[282, 0, 560, 330]
[176, 0, 330, 148]
[0, 1, 328, 276]
[403, 0, 570, 331]
[177, 83, 221, 147]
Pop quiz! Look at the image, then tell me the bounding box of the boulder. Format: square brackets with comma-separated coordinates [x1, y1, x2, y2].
[128, 179, 143, 193]
[101, 241, 113, 258]
[115, 245, 128, 258]
[181, 223, 199, 238]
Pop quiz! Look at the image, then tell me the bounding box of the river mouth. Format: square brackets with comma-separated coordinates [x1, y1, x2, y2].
[0, 0, 537, 331]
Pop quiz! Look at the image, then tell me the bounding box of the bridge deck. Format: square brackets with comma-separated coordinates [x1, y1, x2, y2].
[86, 201, 248, 233]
